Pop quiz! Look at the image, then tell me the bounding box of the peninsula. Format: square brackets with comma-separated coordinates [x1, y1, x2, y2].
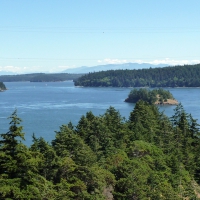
[74, 64, 200, 87]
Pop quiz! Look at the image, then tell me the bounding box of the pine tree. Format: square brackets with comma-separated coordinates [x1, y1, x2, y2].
[0, 110, 56, 199]
[0, 110, 25, 179]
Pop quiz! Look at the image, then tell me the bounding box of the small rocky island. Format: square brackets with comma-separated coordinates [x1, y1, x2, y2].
[125, 88, 178, 105]
[0, 82, 6, 91]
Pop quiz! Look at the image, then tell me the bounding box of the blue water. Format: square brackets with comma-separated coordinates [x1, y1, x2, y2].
[0, 81, 200, 145]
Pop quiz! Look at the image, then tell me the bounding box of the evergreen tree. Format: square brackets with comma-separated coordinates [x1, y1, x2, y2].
[128, 101, 160, 143]
[1, 104, 200, 199]
[0, 110, 55, 199]
[30, 135, 59, 181]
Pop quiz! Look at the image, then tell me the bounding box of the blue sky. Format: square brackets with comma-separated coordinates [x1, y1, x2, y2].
[0, 0, 200, 73]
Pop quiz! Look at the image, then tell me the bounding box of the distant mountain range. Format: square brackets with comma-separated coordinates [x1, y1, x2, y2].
[0, 63, 168, 76]
[62, 63, 167, 74]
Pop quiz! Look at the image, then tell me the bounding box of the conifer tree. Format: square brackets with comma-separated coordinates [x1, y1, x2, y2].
[0, 110, 25, 179]
[129, 100, 159, 143]
[0, 110, 56, 199]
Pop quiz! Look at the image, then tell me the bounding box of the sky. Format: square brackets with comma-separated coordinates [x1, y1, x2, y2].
[0, 0, 200, 73]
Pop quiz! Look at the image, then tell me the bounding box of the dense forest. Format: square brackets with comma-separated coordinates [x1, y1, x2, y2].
[0, 82, 6, 91]
[74, 64, 200, 87]
[0, 73, 83, 82]
[1, 102, 200, 199]
[125, 88, 177, 105]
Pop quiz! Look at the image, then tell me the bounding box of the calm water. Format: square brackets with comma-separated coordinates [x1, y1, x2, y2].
[0, 81, 200, 145]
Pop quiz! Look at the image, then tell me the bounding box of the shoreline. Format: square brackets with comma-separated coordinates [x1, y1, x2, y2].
[154, 98, 178, 105]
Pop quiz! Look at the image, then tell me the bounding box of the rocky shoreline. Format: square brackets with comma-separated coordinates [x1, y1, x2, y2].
[154, 98, 178, 105]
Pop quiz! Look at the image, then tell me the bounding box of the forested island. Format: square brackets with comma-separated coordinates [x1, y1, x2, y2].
[0, 73, 83, 82]
[0, 82, 6, 91]
[125, 88, 178, 105]
[74, 63, 200, 87]
[1, 103, 200, 199]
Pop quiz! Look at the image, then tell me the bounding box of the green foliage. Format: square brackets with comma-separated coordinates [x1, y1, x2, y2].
[1, 103, 200, 199]
[113, 141, 179, 199]
[128, 101, 160, 143]
[30, 136, 59, 181]
[74, 63, 200, 87]
[125, 88, 175, 104]
[52, 125, 97, 166]
[0, 110, 55, 199]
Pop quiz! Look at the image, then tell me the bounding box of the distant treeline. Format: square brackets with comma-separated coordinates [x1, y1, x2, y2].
[74, 64, 200, 87]
[0, 82, 6, 91]
[0, 73, 83, 82]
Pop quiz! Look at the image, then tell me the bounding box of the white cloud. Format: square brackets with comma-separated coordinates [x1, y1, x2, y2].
[0, 66, 47, 74]
[97, 58, 128, 64]
[0, 65, 78, 74]
[97, 58, 200, 66]
[1, 59, 200, 74]
[0, 66, 22, 73]
[147, 58, 200, 66]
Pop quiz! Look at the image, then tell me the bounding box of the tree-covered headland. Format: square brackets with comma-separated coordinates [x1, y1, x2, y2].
[125, 88, 178, 105]
[0, 82, 6, 91]
[1, 102, 200, 199]
[74, 64, 200, 87]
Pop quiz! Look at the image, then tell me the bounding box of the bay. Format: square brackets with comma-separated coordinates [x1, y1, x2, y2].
[0, 81, 200, 145]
